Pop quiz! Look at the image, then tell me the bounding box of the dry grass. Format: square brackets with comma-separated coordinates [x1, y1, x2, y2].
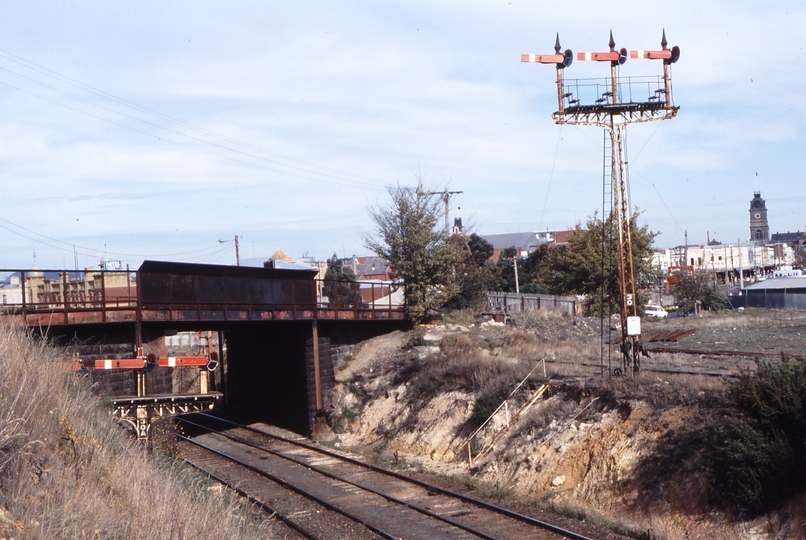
[0, 321, 275, 539]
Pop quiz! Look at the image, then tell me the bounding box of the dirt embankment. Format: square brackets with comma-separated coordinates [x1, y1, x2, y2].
[324, 312, 806, 540]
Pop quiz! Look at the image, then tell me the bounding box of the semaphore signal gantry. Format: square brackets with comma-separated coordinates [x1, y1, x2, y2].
[522, 30, 680, 378]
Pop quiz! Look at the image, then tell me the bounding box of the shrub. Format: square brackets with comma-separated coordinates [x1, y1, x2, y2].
[468, 386, 511, 427]
[439, 333, 474, 356]
[401, 327, 426, 350]
[708, 356, 806, 515]
[671, 273, 729, 313]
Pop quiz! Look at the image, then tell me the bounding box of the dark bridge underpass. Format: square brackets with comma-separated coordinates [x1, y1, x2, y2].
[2, 260, 407, 436]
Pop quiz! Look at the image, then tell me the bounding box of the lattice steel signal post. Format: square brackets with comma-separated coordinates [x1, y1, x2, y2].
[522, 30, 680, 377]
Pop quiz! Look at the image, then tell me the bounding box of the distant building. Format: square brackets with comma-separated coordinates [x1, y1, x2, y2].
[749, 191, 770, 244]
[772, 231, 806, 268]
[0, 259, 136, 308]
[730, 274, 806, 310]
[480, 230, 574, 262]
[653, 242, 792, 287]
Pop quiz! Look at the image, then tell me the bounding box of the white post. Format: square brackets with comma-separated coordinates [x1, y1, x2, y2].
[738, 239, 744, 288]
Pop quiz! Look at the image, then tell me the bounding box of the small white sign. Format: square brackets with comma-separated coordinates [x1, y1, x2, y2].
[626, 293, 633, 306]
[626, 316, 641, 336]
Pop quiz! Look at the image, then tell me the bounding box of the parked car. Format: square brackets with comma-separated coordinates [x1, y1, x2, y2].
[644, 305, 668, 319]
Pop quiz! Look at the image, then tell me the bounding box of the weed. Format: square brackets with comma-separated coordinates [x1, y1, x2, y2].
[439, 332, 474, 356]
[402, 327, 426, 350]
[0, 321, 273, 539]
[468, 385, 512, 427]
[372, 442, 388, 454]
[348, 382, 367, 398]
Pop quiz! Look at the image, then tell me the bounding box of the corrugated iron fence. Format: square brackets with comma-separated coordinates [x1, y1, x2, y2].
[733, 291, 806, 310]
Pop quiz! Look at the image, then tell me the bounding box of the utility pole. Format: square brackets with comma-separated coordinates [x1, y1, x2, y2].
[523, 30, 680, 377]
[684, 230, 689, 276]
[219, 235, 241, 266]
[428, 189, 463, 235]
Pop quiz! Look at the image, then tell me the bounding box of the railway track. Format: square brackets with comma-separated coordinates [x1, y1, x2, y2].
[176, 413, 594, 540]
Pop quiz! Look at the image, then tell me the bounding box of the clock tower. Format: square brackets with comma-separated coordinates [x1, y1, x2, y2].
[749, 191, 769, 244]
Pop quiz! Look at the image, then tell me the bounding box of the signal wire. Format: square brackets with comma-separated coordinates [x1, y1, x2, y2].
[538, 126, 563, 232]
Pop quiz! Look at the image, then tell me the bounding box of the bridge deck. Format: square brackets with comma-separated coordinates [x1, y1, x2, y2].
[0, 260, 405, 327]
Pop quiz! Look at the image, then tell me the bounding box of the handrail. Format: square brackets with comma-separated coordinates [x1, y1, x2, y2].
[0, 268, 404, 321]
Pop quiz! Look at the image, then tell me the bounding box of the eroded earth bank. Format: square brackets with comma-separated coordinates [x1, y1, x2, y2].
[323, 311, 806, 540]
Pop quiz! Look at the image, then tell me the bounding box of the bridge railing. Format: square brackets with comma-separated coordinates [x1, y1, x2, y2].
[315, 278, 405, 319]
[0, 269, 406, 321]
[0, 269, 137, 315]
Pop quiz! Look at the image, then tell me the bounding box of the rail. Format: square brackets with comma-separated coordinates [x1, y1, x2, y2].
[179, 413, 594, 540]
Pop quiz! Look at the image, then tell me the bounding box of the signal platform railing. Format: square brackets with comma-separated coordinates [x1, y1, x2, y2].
[560, 75, 670, 111]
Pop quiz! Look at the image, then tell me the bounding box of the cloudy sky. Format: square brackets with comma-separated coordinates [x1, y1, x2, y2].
[0, 1, 803, 270]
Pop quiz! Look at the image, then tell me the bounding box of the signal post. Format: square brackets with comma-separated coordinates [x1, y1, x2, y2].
[523, 30, 680, 377]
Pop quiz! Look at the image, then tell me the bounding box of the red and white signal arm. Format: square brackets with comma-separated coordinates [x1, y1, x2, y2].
[630, 45, 680, 64]
[521, 49, 573, 68]
[577, 48, 627, 64]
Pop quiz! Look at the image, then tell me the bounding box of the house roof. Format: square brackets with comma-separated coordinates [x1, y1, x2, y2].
[772, 231, 806, 244]
[743, 276, 806, 291]
[481, 232, 544, 251]
[480, 230, 575, 251]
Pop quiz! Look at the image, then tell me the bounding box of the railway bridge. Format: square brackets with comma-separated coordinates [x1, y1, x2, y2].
[0, 260, 407, 439]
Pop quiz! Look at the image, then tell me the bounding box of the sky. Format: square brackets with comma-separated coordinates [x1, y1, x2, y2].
[0, 1, 804, 270]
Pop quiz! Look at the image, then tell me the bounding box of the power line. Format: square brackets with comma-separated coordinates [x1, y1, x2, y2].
[0, 47, 384, 187]
[0, 216, 235, 264]
[0, 50, 386, 191]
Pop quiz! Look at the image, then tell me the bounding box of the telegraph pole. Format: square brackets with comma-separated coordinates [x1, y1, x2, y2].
[219, 235, 241, 266]
[522, 30, 680, 377]
[429, 189, 463, 235]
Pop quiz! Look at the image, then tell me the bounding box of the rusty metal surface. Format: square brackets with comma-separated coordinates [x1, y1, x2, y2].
[1, 261, 405, 326]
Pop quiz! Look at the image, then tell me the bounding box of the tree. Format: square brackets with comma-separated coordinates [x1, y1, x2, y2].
[495, 246, 520, 292]
[519, 244, 553, 294]
[671, 273, 728, 313]
[364, 180, 464, 322]
[537, 211, 659, 316]
[322, 254, 361, 308]
[446, 233, 499, 309]
[467, 233, 494, 266]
